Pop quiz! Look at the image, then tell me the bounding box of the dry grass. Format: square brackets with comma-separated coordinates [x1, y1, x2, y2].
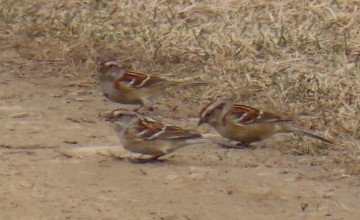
[0, 0, 359, 163]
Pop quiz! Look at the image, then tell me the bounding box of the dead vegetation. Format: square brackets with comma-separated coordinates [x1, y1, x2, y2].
[0, 0, 359, 164]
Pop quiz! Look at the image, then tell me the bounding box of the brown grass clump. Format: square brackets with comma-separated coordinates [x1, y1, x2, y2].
[0, 0, 359, 164]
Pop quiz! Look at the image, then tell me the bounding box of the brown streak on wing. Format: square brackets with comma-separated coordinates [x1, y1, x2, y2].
[135, 118, 165, 140]
[135, 118, 201, 140]
[113, 71, 167, 90]
[126, 71, 166, 87]
[231, 104, 283, 124]
[162, 125, 202, 139]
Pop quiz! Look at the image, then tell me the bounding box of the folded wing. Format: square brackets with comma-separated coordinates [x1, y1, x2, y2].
[130, 117, 201, 140]
[114, 71, 167, 89]
[230, 104, 289, 125]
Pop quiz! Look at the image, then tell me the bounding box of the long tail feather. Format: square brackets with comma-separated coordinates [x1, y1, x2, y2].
[291, 128, 333, 144]
[170, 76, 210, 85]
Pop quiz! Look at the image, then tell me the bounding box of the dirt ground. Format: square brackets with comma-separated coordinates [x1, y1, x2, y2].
[1, 58, 359, 220]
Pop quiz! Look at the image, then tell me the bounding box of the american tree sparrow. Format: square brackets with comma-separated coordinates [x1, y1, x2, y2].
[106, 109, 212, 162]
[198, 98, 333, 146]
[98, 61, 208, 106]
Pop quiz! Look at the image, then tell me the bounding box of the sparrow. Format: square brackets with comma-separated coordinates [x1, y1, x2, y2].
[105, 109, 212, 162]
[98, 60, 208, 106]
[198, 98, 333, 146]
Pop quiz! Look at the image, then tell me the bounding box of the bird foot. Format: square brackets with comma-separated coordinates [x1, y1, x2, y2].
[235, 142, 256, 149]
[128, 154, 166, 163]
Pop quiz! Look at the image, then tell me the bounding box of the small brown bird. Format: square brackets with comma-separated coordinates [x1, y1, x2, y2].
[198, 98, 333, 146]
[98, 60, 207, 106]
[106, 109, 212, 162]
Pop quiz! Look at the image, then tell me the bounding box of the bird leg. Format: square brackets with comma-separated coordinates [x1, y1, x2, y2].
[128, 154, 166, 163]
[235, 142, 256, 149]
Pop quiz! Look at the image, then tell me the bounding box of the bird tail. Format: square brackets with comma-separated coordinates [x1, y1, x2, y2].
[169, 76, 210, 86]
[288, 127, 333, 144]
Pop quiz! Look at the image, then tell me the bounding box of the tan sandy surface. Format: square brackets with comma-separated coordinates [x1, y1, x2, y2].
[1, 1, 359, 219]
[1, 62, 359, 220]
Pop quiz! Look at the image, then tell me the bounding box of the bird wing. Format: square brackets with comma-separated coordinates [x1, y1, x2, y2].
[229, 104, 288, 125]
[114, 71, 167, 89]
[131, 117, 201, 140]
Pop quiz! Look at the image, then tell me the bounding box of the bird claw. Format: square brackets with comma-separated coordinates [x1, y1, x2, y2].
[218, 142, 255, 150]
[235, 142, 256, 149]
[128, 157, 166, 164]
[219, 144, 237, 149]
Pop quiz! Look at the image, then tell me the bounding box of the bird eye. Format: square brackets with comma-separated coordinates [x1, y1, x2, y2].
[117, 113, 124, 118]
